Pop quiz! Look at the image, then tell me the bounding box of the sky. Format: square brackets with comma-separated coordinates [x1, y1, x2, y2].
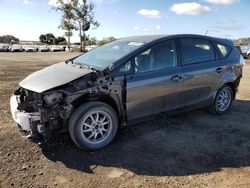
[0, 0, 249, 42]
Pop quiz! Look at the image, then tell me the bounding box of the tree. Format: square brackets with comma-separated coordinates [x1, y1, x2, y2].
[0, 35, 19, 44]
[54, 0, 76, 50]
[53, 36, 66, 45]
[86, 37, 97, 46]
[98, 36, 116, 46]
[52, 0, 99, 52]
[108, 36, 116, 42]
[39, 35, 46, 44]
[39, 33, 55, 44]
[71, 0, 99, 52]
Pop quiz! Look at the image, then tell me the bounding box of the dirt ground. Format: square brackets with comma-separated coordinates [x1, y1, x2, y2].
[0, 52, 250, 188]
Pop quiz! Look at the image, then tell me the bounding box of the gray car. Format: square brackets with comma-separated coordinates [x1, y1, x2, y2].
[10, 34, 244, 150]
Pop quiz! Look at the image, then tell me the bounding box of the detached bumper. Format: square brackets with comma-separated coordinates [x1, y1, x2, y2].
[10, 95, 41, 134]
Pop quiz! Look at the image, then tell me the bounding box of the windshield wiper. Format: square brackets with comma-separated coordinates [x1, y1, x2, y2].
[73, 61, 90, 69]
[65, 58, 73, 64]
[89, 66, 99, 72]
[66, 59, 99, 72]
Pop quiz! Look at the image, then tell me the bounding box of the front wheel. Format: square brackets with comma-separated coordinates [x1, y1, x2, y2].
[209, 85, 234, 115]
[69, 102, 118, 151]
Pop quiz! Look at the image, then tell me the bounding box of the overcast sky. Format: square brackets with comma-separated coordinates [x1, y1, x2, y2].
[0, 0, 249, 42]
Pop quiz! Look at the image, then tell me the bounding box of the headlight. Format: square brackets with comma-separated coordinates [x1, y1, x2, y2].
[44, 93, 63, 106]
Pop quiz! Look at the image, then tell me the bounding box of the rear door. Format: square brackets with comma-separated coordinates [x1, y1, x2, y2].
[124, 40, 183, 121]
[179, 37, 221, 107]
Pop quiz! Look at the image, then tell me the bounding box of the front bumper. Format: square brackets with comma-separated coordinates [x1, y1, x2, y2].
[10, 95, 41, 134]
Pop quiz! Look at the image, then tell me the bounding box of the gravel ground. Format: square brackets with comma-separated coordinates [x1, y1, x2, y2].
[0, 52, 250, 188]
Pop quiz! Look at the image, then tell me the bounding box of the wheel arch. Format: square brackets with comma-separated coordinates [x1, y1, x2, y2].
[222, 82, 236, 99]
[70, 92, 121, 121]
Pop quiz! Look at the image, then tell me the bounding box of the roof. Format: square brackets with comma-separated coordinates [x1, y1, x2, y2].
[118, 34, 233, 46]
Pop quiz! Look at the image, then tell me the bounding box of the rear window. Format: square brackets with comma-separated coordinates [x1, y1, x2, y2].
[180, 38, 215, 65]
[217, 43, 231, 57]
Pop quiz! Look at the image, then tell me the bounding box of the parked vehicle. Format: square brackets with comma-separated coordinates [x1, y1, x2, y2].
[39, 45, 50, 52]
[247, 48, 250, 58]
[23, 45, 38, 52]
[9, 44, 23, 52]
[50, 45, 65, 52]
[241, 45, 250, 59]
[0, 44, 9, 52]
[10, 34, 244, 151]
[86, 45, 98, 52]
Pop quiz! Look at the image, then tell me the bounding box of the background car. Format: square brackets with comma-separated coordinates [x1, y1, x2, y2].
[39, 45, 50, 52]
[86, 45, 98, 52]
[0, 44, 9, 52]
[23, 45, 38, 52]
[9, 44, 23, 52]
[50, 45, 65, 52]
[247, 48, 250, 58]
[241, 45, 250, 58]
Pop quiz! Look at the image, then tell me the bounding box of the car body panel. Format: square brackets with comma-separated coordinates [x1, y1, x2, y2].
[126, 67, 182, 120]
[19, 62, 93, 93]
[181, 61, 221, 107]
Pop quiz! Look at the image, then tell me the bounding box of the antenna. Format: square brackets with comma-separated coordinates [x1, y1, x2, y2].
[205, 30, 208, 36]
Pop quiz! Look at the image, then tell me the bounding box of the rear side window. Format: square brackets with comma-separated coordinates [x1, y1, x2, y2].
[180, 38, 215, 65]
[216, 43, 231, 57]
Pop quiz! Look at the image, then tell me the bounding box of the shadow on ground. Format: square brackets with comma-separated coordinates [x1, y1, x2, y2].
[41, 99, 250, 176]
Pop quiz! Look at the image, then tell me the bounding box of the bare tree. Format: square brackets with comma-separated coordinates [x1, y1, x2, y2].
[71, 0, 99, 52]
[53, 0, 99, 52]
[54, 0, 76, 50]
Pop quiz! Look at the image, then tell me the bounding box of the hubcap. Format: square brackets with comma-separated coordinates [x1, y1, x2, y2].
[216, 88, 232, 112]
[81, 111, 112, 143]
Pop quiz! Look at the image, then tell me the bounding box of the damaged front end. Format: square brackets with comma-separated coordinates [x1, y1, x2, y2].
[10, 87, 72, 140]
[10, 70, 125, 141]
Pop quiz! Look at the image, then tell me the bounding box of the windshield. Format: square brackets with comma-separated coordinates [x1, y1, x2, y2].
[73, 40, 144, 69]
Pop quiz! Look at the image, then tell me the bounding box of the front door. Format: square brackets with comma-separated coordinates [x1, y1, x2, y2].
[125, 40, 183, 121]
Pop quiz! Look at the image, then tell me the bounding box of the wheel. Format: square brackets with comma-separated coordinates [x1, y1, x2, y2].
[209, 85, 233, 115]
[69, 101, 118, 151]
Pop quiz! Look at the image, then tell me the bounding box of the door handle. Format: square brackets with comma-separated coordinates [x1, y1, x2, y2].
[171, 75, 182, 82]
[126, 75, 134, 80]
[215, 67, 223, 74]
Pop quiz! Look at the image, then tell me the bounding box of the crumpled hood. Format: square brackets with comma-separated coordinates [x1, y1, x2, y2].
[19, 62, 93, 93]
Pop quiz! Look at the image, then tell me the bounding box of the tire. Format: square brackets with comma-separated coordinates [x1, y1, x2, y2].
[69, 101, 118, 151]
[209, 85, 234, 115]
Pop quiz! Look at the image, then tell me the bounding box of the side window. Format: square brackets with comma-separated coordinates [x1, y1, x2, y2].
[133, 41, 177, 73]
[180, 38, 215, 65]
[217, 43, 231, 57]
[119, 61, 132, 73]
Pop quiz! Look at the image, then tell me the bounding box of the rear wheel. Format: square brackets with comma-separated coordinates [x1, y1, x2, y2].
[69, 101, 118, 151]
[209, 85, 233, 115]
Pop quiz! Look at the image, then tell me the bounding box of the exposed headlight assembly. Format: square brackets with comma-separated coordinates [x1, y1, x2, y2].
[44, 93, 63, 106]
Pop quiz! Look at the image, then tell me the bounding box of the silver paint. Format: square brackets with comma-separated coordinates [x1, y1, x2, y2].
[19, 62, 93, 93]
